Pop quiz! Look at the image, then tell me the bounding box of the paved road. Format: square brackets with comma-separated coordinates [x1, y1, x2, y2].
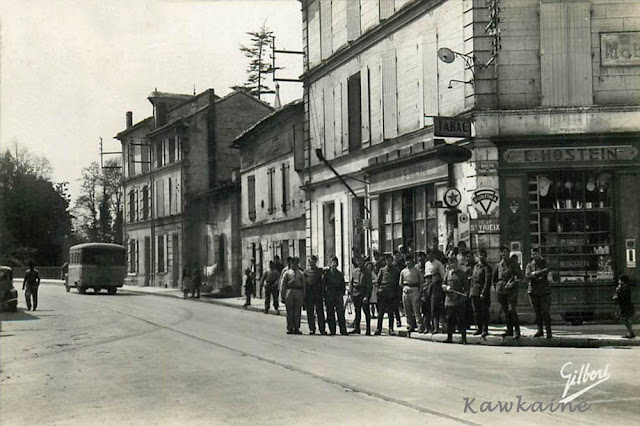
[1, 285, 638, 425]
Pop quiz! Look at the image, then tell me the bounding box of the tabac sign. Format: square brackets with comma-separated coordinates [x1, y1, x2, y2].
[504, 146, 638, 164]
[601, 32, 640, 67]
[433, 116, 472, 138]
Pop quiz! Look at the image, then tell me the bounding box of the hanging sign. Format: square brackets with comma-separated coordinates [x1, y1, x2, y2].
[471, 187, 500, 216]
[443, 188, 462, 208]
[470, 218, 500, 234]
[433, 116, 472, 137]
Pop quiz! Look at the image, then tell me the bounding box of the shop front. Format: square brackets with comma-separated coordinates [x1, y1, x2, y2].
[498, 137, 640, 322]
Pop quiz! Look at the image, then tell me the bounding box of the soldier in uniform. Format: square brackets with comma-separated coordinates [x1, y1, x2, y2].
[493, 246, 523, 339]
[423, 248, 446, 334]
[281, 257, 305, 335]
[262, 261, 280, 313]
[400, 255, 425, 333]
[470, 248, 493, 336]
[460, 251, 475, 330]
[374, 255, 399, 335]
[349, 256, 373, 335]
[304, 255, 326, 335]
[443, 257, 470, 344]
[23, 261, 40, 311]
[323, 257, 348, 335]
[526, 247, 552, 338]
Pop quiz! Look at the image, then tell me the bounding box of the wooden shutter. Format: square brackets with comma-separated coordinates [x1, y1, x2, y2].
[135, 188, 139, 221]
[540, 2, 569, 106]
[135, 240, 139, 273]
[361, 65, 371, 146]
[567, 1, 592, 106]
[334, 83, 343, 155]
[346, 0, 360, 42]
[380, 0, 394, 20]
[341, 82, 349, 152]
[320, 0, 332, 60]
[324, 86, 335, 159]
[423, 30, 438, 120]
[382, 51, 398, 140]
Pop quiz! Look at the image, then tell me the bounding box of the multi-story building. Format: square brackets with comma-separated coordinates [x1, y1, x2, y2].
[300, 0, 640, 320]
[233, 100, 306, 280]
[116, 89, 272, 290]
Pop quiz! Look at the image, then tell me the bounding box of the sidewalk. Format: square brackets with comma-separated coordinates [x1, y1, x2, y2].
[42, 280, 640, 348]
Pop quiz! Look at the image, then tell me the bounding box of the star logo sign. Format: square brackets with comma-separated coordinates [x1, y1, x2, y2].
[444, 188, 461, 208]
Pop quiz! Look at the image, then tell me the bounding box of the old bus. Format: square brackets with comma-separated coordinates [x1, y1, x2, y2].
[66, 243, 126, 294]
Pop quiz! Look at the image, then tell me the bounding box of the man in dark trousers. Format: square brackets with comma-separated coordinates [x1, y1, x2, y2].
[281, 257, 305, 335]
[374, 254, 399, 335]
[192, 262, 202, 298]
[443, 257, 470, 344]
[349, 256, 373, 335]
[470, 248, 493, 336]
[493, 246, 523, 339]
[323, 257, 348, 336]
[392, 250, 405, 328]
[23, 261, 41, 311]
[424, 248, 446, 334]
[526, 247, 551, 338]
[262, 261, 280, 313]
[304, 255, 326, 335]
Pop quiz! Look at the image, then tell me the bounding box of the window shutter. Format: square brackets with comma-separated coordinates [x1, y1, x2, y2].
[334, 83, 343, 154]
[320, 0, 332, 60]
[135, 240, 139, 273]
[166, 234, 170, 273]
[380, 0, 394, 20]
[382, 50, 398, 140]
[341, 82, 349, 152]
[323, 86, 334, 159]
[135, 188, 139, 221]
[540, 2, 569, 106]
[361, 65, 371, 146]
[346, 0, 360, 42]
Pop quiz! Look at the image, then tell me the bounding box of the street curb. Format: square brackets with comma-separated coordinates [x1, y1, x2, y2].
[46, 281, 638, 349]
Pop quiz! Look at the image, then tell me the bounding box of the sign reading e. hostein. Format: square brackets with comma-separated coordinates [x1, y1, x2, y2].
[601, 32, 640, 67]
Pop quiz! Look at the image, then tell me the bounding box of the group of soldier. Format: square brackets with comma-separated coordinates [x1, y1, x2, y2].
[260, 244, 554, 343]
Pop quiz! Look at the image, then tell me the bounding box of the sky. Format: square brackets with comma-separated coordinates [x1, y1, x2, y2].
[0, 0, 303, 200]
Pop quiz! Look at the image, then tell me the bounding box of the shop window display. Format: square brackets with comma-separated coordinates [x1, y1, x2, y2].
[529, 172, 615, 284]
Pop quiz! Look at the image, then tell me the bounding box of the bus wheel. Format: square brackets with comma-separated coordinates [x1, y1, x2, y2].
[65, 285, 70, 293]
[108, 287, 117, 295]
[78, 286, 86, 294]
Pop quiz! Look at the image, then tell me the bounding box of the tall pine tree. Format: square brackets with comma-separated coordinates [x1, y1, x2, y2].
[233, 24, 281, 100]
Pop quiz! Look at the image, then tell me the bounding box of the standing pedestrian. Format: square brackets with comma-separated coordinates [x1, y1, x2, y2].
[423, 248, 446, 334]
[374, 255, 399, 335]
[262, 261, 280, 313]
[443, 257, 469, 344]
[613, 275, 635, 339]
[181, 266, 192, 299]
[243, 268, 254, 307]
[369, 257, 380, 319]
[470, 248, 492, 336]
[304, 255, 326, 335]
[493, 246, 523, 339]
[392, 251, 405, 328]
[323, 257, 348, 336]
[526, 247, 552, 339]
[349, 257, 373, 335]
[273, 255, 284, 275]
[281, 257, 305, 335]
[399, 255, 424, 333]
[192, 262, 202, 298]
[460, 250, 475, 330]
[23, 261, 40, 311]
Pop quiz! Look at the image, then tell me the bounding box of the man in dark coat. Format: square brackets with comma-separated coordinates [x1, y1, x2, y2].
[470, 248, 493, 336]
[304, 255, 326, 335]
[323, 257, 348, 336]
[349, 256, 373, 335]
[526, 247, 552, 338]
[392, 250, 405, 328]
[493, 246, 523, 338]
[23, 261, 40, 311]
[443, 257, 470, 344]
[374, 255, 399, 335]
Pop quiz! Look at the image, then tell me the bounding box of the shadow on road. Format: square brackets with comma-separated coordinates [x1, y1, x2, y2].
[0, 309, 39, 322]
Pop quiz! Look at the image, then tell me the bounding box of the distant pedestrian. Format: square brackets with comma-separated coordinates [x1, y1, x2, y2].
[243, 268, 254, 307]
[493, 246, 523, 339]
[526, 247, 552, 339]
[303, 255, 326, 335]
[60, 262, 69, 282]
[281, 257, 305, 335]
[262, 261, 280, 313]
[23, 261, 40, 311]
[323, 257, 348, 336]
[613, 275, 635, 339]
[349, 257, 372, 335]
[400, 255, 424, 333]
[443, 257, 469, 344]
[192, 262, 202, 298]
[374, 255, 399, 335]
[181, 266, 193, 299]
[470, 248, 492, 337]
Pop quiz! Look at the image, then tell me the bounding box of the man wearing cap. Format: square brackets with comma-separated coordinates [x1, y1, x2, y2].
[443, 257, 470, 343]
[281, 257, 305, 335]
[323, 257, 348, 336]
[493, 246, 523, 339]
[470, 248, 493, 336]
[526, 248, 552, 339]
[349, 256, 372, 335]
[399, 255, 425, 333]
[304, 255, 326, 335]
[374, 254, 399, 335]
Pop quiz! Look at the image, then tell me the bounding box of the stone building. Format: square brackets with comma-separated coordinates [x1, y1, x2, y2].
[117, 89, 272, 291]
[233, 100, 306, 282]
[300, 0, 640, 320]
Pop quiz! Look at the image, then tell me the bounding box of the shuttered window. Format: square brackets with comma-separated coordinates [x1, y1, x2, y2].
[282, 163, 290, 214]
[248, 175, 256, 220]
[361, 65, 371, 146]
[379, 0, 394, 21]
[268, 168, 275, 214]
[320, 0, 332, 60]
[346, 0, 361, 42]
[382, 51, 398, 140]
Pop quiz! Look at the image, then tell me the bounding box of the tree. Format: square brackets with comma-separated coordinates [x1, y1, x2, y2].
[74, 159, 123, 244]
[0, 142, 73, 266]
[233, 24, 281, 100]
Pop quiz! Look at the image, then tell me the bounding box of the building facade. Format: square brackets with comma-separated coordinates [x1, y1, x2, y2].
[300, 0, 640, 320]
[117, 89, 272, 290]
[234, 101, 307, 282]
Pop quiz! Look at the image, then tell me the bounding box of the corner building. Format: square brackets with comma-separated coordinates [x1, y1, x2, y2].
[301, 0, 640, 320]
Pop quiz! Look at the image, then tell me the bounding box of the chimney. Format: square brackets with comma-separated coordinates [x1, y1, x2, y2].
[126, 111, 133, 129]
